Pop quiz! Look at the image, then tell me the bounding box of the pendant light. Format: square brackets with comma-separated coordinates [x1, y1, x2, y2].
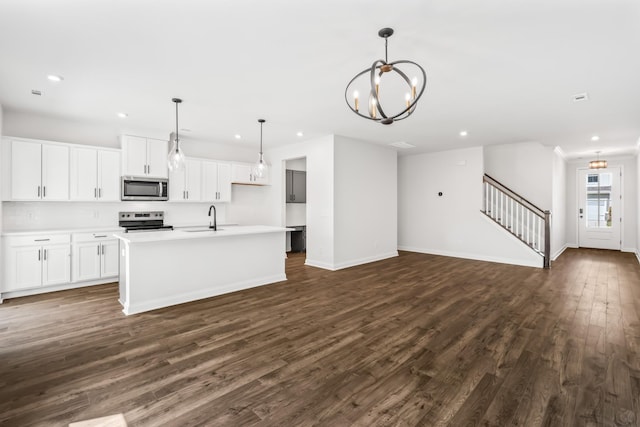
[589, 151, 607, 169]
[345, 27, 427, 125]
[167, 98, 185, 171]
[254, 119, 268, 178]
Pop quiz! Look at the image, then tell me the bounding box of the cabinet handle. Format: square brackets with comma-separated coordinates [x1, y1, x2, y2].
[186, 190, 189, 199]
[94, 235, 107, 238]
[144, 164, 147, 174]
[101, 244, 105, 256]
[99, 188, 102, 198]
[97, 245, 101, 256]
[38, 186, 41, 197]
[147, 164, 151, 174]
[34, 238, 50, 242]
[38, 249, 41, 261]
[43, 186, 46, 197]
[94, 188, 97, 198]
[44, 249, 47, 261]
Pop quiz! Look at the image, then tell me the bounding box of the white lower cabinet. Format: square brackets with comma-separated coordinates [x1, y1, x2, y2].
[72, 232, 119, 282]
[3, 234, 71, 292]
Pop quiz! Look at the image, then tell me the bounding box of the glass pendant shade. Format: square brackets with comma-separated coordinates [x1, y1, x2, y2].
[254, 154, 268, 178]
[168, 137, 185, 171]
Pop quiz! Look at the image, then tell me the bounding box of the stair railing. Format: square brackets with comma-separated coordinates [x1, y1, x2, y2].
[482, 174, 551, 268]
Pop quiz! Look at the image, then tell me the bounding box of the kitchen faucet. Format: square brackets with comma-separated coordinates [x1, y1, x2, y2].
[208, 205, 217, 231]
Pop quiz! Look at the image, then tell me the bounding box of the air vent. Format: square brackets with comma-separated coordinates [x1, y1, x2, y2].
[31, 89, 42, 96]
[573, 92, 589, 102]
[389, 141, 415, 149]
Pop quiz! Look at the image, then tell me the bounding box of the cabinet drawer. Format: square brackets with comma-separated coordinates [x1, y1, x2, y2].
[72, 231, 119, 243]
[5, 234, 70, 247]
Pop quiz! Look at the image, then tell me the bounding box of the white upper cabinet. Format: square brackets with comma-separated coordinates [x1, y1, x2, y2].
[11, 139, 69, 201]
[70, 147, 120, 201]
[169, 159, 202, 202]
[231, 162, 269, 186]
[202, 161, 231, 202]
[121, 135, 168, 178]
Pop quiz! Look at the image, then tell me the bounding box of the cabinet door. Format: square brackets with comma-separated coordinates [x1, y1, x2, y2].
[286, 170, 293, 202]
[73, 242, 101, 282]
[97, 150, 121, 201]
[100, 240, 119, 278]
[122, 136, 147, 176]
[146, 138, 169, 178]
[70, 147, 98, 201]
[292, 171, 306, 203]
[169, 167, 187, 201]
[41, 144, 70, 200]
[185, 159, 202, 201]
[42, 244, 71, 286]
[201, 161, 218, 201]
[217, 163, 232, 202]
[11, 140, 42, 200]
[6, 246, 42, 291]
[231, 163, 253, 184]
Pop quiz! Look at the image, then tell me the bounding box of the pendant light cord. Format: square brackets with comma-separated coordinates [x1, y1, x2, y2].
[385, 37, 388, 63]
[259, 121, 263, 155]
[175, 101, 179, 148]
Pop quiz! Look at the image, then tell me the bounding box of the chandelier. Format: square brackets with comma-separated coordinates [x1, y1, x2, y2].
[345, 28, 427, 125]
[589, 151, 607, 169]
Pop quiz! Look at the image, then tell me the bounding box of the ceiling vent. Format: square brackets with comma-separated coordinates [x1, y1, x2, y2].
[389, 141, 415, 149]
[572, 92, 589, 102]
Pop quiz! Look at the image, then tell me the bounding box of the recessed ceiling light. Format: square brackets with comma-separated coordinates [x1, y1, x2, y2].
[459, 130, 468, 137]
[234, 134, 241, 140]
[117, 112, 128, 118]
[31, 89, 42, 96]
[47, 75, 64, 82]
[591, 135, 600, 141]
[296, 131, 304, 137]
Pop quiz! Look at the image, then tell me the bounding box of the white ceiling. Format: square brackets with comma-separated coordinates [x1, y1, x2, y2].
[1, 0, 639, 159]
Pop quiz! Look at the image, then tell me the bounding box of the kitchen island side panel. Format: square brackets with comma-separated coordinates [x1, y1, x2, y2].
[122, 231, 286, 315]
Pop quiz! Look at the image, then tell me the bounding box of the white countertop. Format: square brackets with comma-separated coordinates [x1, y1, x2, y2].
[114, 225, 290, 244]
[1, 227, 124, 237]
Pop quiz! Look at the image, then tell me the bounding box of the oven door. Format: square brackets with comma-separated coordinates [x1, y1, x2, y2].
[121, 177, 169, 201]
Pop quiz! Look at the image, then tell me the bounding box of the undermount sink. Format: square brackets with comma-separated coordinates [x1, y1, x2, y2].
[182, 228, 224, 233]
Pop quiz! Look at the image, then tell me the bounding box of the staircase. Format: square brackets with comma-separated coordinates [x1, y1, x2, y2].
[482, 174, 551, 268]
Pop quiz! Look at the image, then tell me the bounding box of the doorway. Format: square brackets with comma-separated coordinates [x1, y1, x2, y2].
[284, 157, 307, 254]
[577, 167, 621, 250]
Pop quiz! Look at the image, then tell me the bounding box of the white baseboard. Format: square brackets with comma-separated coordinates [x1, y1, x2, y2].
[397, 246, 543, 268]
[552, 244, 569, 261]
[1, 277, 117, 301]
[636, 251, 640, 265]
[621, 247, 637, 253]
[123, 273, 287, 316]
[305, 252, 399, 271]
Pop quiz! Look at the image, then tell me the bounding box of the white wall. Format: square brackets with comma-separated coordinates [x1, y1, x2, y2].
[333, 136, 398, 269]
[264, 135, 335, 269]
[2, 201, 228, 231]
[398, 146, 543, 267]
[551, 148, 567, 259]
[637, 150, 640, 263]
[565, 155, 637, 252]
[484, 142, 554, 209]
[0, 104, 4, 293]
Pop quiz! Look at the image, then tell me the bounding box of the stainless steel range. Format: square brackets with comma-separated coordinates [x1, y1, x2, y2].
[119, 211, 174, 233]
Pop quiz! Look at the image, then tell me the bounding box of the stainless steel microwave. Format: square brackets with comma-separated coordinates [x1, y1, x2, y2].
[121, 176, 169, 201]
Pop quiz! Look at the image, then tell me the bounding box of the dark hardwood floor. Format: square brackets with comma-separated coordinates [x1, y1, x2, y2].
[1, 249, 639, 426]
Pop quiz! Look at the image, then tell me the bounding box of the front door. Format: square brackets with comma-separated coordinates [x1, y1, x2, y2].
[578, 167, 621, 250]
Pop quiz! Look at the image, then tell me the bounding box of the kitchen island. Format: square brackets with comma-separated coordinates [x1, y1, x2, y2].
[114, 225, 288, 315]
